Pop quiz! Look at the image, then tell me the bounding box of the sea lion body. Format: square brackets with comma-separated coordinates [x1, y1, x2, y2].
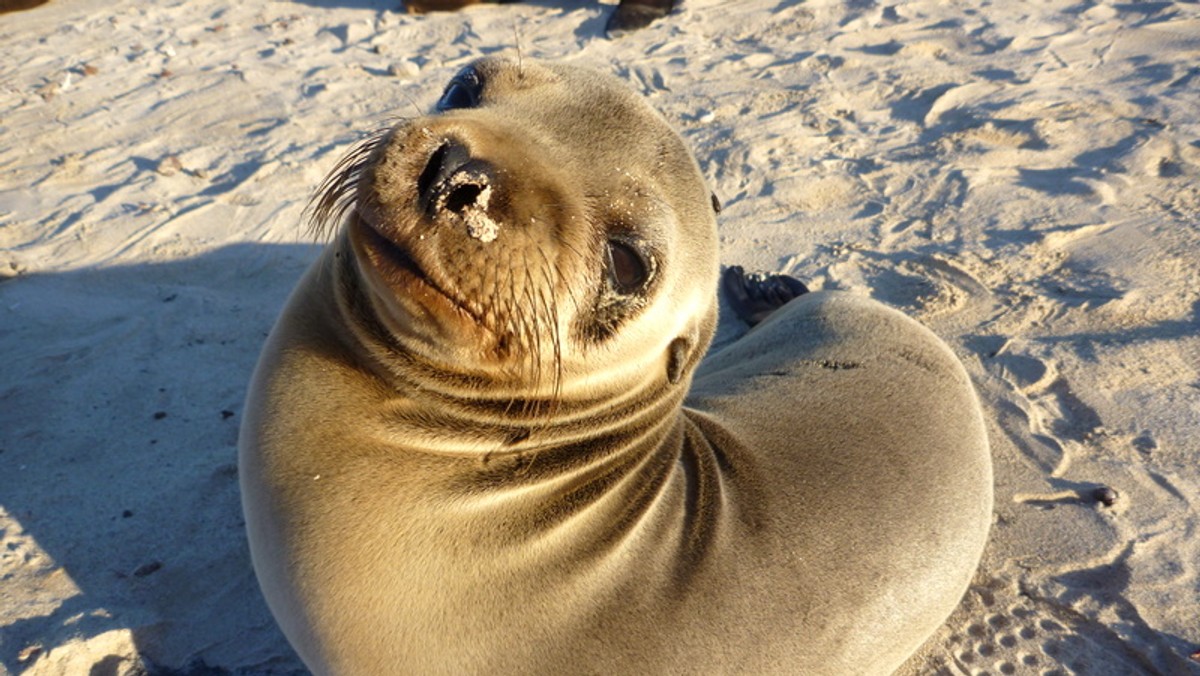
[239, 58, 992, 674]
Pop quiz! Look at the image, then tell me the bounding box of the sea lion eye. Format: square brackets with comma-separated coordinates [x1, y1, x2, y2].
[437, 67, 483, 112]
[607, 239, 651, 293]
[711, 193, 722, 214]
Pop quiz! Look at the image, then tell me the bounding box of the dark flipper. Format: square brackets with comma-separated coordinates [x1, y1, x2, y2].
[606, 0, 674, 36]
[722, 265, 810, 327]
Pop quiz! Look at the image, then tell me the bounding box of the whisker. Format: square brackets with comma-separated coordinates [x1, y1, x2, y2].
[518, 255, 543, 420]
[532, 244, 564, 420]
[303, 123, 399, 240]
[555, 240, 588, 318]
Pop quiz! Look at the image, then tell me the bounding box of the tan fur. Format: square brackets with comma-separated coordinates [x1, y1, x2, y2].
[239, 58, 992, 674]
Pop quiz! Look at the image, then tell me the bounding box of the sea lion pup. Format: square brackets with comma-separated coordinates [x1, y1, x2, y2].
[405, 0, 674, 36]
[239, 57, 993, 675]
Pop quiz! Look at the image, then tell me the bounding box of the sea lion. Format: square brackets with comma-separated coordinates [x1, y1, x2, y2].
[238, 57, 993, 674]
[404, 0, 674, 36]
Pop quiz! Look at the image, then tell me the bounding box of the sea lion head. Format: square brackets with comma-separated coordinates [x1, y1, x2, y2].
[312, 57, 719, 401]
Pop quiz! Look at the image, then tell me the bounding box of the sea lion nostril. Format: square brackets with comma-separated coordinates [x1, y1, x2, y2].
[445, 183, 484, 214]
[417, 140, 473, 209]
[417, 144, 449, 203]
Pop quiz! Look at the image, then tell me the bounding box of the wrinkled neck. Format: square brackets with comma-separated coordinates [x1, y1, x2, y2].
[312, 232, 735, 580]
[325, 236, 693, 467]
[288, 239, 735, 590]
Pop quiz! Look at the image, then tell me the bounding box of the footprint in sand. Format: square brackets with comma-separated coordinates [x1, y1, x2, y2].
[983, 342, 1103, 479]
[859, 252, 992, 322]
[932, 574, 1192, 675]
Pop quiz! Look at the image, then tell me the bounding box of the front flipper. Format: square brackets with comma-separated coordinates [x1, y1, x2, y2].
[606, 0, 674, 36]
[721, 265, 810, 327]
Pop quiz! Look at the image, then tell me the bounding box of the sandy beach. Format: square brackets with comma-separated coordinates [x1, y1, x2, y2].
[2, 0, 1198, 673]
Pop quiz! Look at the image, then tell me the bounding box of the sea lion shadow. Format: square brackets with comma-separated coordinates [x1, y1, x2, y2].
[0, 243, 318, 673]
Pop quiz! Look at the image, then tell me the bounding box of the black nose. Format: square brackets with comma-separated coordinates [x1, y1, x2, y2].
[417, 140, 495, 217]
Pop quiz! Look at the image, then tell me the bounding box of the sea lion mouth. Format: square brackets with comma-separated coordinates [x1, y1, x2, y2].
[353, 212, 423, 279]
[350, 212, 483, 326]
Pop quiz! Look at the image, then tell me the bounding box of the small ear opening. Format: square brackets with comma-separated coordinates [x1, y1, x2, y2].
[666, 336, 692, 385]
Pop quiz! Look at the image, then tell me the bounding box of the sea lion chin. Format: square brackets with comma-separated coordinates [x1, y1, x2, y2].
[239, 57, 992, 675]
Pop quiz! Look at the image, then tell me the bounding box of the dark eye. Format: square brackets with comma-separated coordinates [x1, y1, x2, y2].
[607, 239, 651, 294]
[436, 67, 483, 112]
[711, 193, 722, 214]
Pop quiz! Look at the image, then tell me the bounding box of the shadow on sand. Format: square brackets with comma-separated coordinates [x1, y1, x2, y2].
[0, 243, 320, 674]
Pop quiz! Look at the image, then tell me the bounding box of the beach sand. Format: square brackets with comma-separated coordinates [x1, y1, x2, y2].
[2, 0, 1198, 673]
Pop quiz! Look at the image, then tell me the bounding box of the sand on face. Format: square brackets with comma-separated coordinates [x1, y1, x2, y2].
[1, 0, 1198, 673]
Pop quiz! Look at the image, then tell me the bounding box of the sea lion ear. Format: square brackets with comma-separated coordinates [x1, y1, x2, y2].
[666, 335, 692, 385]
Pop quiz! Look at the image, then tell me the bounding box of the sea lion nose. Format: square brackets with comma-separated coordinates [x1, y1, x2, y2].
[417, 139, 496, 219]
[416, 138, 502, 242]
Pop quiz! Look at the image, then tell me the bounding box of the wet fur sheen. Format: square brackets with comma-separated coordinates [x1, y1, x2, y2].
[239, 58, 993, 675]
